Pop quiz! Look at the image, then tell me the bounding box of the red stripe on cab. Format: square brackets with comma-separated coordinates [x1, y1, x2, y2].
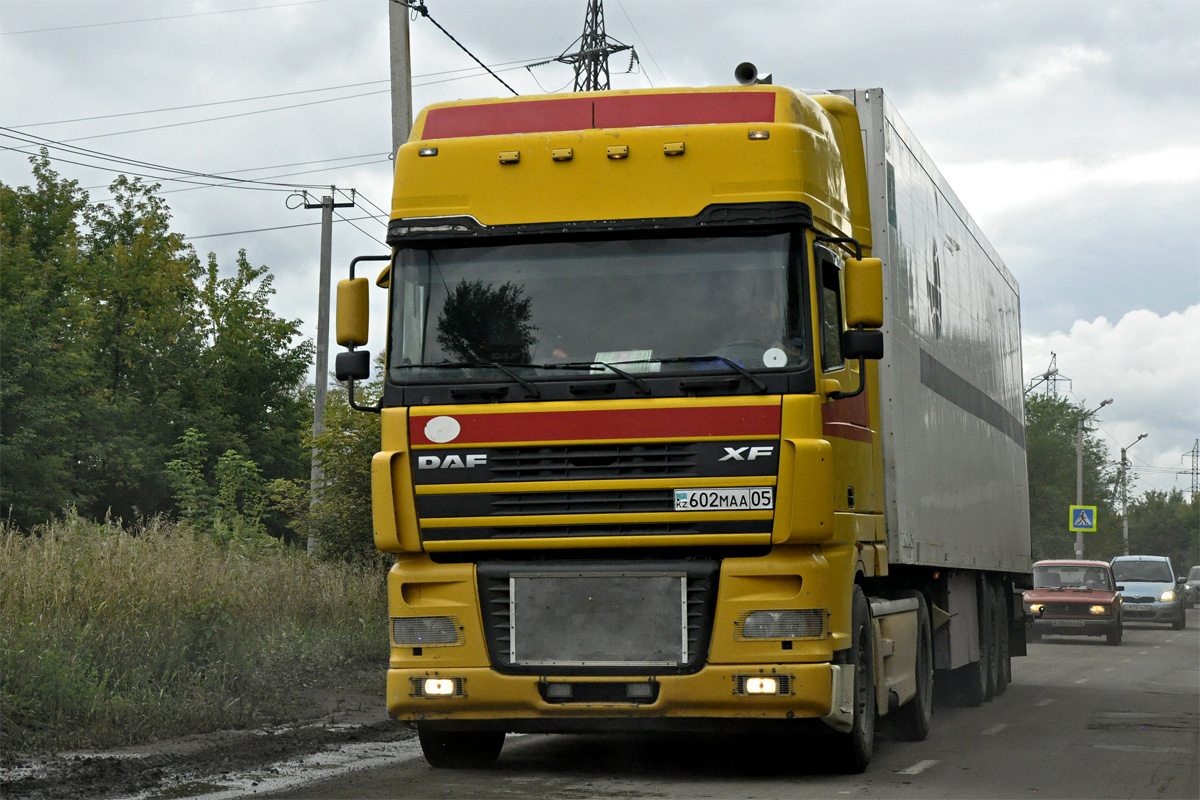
[410, 405, 781, 446]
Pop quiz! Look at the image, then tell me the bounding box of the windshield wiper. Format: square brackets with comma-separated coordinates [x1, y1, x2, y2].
[399, 360, 540, 399]
[655, 356, 769, 393]
[537, 362, 652, 395]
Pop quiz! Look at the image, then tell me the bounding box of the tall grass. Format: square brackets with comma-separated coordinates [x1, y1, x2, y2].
[0, 512, 387, 756]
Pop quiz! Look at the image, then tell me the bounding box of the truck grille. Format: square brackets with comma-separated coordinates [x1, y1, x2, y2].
[476, 560, 719, 675]
[489, 443, 697, 481]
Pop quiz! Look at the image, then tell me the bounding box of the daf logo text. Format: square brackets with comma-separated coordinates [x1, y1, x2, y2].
[417, 454, 487, 470]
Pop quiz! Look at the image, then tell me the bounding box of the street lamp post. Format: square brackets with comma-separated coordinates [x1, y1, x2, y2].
[1121, 433, 1148, 557]
[1076, 398, 1113, 559]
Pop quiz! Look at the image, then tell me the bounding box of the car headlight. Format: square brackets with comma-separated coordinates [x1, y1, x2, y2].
[1089, 605, 1109, 615]
[1027, 603, 1044, 614]
[1159, 590, 1176, 603]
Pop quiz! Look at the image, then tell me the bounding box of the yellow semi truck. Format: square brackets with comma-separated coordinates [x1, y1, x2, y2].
[335, 65, 1031, 772]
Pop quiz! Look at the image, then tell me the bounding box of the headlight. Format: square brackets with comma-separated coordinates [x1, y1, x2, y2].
[737, 609, 828, 639]
[1089, 605, 1108, 615]
[1027, 603, 1044, 614]
[1159, 590, 1176, 603]
[391, 615, 463, 646]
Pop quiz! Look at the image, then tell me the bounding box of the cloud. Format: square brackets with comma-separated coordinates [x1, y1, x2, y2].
[1023, 305, 1200, 495]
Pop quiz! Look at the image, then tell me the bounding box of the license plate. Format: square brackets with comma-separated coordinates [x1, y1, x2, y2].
[674, 487, 773, 511]
[1055, 620, 1086, 627]
[1124, 604, 1151, 612]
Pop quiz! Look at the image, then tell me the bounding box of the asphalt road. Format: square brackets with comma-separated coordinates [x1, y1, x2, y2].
[259, 609, 1199, 800]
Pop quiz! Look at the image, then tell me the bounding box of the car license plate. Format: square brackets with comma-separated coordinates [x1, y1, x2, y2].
[1056, 620, 1086, 627]
[1124, 604, 1151, 612]
[674, 487, 773, 511]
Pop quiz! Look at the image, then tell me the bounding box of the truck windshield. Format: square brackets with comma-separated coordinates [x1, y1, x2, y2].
[387, 232, 803, 385]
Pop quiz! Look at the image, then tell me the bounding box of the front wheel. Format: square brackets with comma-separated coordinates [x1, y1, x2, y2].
[417, 724, 505, 769]
[829, 585, 876, 773]
[1106, 619, 1122, 646]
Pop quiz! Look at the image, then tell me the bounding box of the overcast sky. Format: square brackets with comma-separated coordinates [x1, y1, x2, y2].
[2, 0, 1197, 498]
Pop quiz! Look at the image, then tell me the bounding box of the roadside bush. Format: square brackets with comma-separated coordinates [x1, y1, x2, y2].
[0, 511, 386, 755]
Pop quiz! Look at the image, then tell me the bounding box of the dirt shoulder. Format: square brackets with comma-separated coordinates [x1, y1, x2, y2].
[0, 667, 413, 800]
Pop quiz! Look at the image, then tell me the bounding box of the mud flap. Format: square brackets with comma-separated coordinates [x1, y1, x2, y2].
[821, 663, 855, 733]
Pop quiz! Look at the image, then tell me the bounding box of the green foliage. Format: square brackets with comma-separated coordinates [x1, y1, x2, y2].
[0, 513, 385, 755]
[1024, 393, 1118, 560]
[303, 377, 384, 564]
[1, 152, 311, 530]
[1125, 489, 1199, 574]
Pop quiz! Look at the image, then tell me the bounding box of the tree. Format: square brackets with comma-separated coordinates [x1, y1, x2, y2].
[1, 156, 96, 527]
[1125, 489, 1199, 574]
[1, 153, 312, 531]
[1024, 394, 1118, 561]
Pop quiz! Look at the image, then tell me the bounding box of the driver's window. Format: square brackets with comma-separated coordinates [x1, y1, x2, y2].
[818, 255, 844, 372]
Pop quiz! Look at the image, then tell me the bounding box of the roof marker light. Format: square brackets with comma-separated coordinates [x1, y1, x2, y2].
[663, 142, 685, 156]
[748, 130, 770, 140]
[499, 150, 520, 164]
[607, 145, 629, 159]
[418, 147, 439, 157]
[552, 148, 574, 162]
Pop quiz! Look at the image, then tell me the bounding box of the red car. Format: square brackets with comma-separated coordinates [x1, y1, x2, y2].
[1024, 559, 1122, 645]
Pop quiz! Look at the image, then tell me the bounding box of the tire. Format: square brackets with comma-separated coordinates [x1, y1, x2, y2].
[992, 581, 1010, 696]
[894, 592, 933, 741]
[1106, 618, 1122, 646]
[829, 585, 876, 773]
[417, 724, 505, 769]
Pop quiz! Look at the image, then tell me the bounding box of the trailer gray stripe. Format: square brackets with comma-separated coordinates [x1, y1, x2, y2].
[919, 349, 1025, 448]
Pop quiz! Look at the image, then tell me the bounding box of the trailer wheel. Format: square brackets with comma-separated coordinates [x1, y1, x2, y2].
[830, 585, 875, 773]
[894, 592, 933, 741]
[417, 724, 505, 769]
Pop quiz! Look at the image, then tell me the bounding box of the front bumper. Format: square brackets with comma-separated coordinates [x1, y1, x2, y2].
[387, 663, 837, 730]
[1121, 602, 1179, 623]
[1028, 616, 1116, 637]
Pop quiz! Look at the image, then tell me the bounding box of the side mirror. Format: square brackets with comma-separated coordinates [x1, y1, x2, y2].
[1115, 585, 1125, 592]
[844, 257, 883, 329]
[336, 277, 369, 347]
[842, 329, 884, 360]
[335, 350, 370, 381]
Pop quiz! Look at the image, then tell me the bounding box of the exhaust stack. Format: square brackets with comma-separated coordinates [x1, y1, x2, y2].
[735, 62, 772, 85]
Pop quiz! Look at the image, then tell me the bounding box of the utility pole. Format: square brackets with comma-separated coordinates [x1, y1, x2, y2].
[1075, 398, 1112, 559]
[556, 0, 634, 92]
[1185, 439, 1199, 503]
[1121, 433, 1148, 556]
[303, 188, 356, 554]
[389, 0, 413, 155]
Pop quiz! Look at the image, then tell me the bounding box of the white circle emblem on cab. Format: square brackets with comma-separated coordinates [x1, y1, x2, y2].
[424, 416, 461, 444]
[763, 348, 788, 369]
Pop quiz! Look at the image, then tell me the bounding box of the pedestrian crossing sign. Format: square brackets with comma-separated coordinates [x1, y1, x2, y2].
[1069, 505, 1097, 532]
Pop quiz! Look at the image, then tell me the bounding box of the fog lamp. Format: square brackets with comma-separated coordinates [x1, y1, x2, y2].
[423, 678, 456, 696]
[745, 677, 778, 695]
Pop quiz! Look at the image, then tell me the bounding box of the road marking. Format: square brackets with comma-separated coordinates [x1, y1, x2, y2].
[1104, 667, 1115, 672]
[1121, 658, 1132, 663]
[980, 723, 1007, 735]
[1093, 745, 1194, 754]
[896, 759, 940, 775]
[1074, 678, 1089, 684]
[1138, 651, 1149, 655]
[1036, 699, 1055, 707]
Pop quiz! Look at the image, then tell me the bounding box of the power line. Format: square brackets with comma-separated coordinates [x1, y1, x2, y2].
[5, 58, 555, 131]
[184, 215, 382, 241]
[392, 0, 519, 96]
[1, 129, 337, 191]
[1, 0, 333, 36]
[82, 153, 390, 192]
[615, 0, 667, 87]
